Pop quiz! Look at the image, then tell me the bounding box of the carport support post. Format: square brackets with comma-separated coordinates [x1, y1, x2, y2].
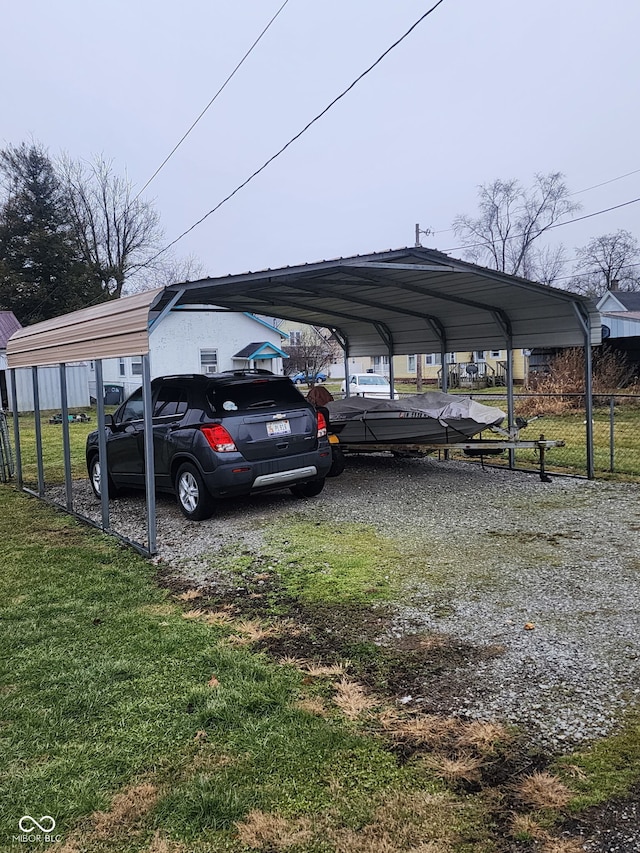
[572, 304, 595, 479]
[506, 347, 515, 470]
[141, 355, 157, 556]
[32, 366, 45, 497]
[95, 360, 111, 531]
[440, 348, 448, 392]
[9, 369, 23, 488]
[388, 348, 396, 399]
[59, 363, 73, 510]
[343, 346, 350, 397]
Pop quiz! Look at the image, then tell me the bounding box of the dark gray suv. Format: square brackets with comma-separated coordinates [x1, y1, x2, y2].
[86, 371, 332, 520]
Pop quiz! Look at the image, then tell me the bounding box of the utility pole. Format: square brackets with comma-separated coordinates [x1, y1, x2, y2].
[414, 223, 433, 248]
[413, 225, 432, 388]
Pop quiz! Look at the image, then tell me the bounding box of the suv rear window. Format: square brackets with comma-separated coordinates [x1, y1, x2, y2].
[207, 378, 305, 413]
[153, 384, 189, 419]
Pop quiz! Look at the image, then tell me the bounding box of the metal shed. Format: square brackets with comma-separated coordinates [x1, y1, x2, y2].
[6, 247, 601, 555]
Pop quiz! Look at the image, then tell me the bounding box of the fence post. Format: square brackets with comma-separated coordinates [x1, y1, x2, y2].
[609, 396, 615, 474]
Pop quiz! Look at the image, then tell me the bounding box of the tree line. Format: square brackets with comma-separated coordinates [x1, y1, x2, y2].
[0, 141, 201, 326]
[2, 140, 637, 330]
[451, 172, 640, 296]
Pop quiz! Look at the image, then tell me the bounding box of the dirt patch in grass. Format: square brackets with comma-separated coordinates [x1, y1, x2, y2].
[154, 555, 639, 851]
[559, 783, 640, 852]
[158, 561, 504, 712]
[92, 782, 159, 839]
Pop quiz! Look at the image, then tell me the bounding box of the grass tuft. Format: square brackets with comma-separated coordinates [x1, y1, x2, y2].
[92, 782, 159, 838]
[541, 839, 586, 853]
[294, 696, 330, 717]
[510, 812, 546, 841]
[457, 719, 512, 754]
[422, 752, 485, 786]
[381, 712, 459, 748]
[235, 810, 313, 850]
[333, 677, 379, 719]
[516, 772, 572, 810]
[226, 618, 279, 645]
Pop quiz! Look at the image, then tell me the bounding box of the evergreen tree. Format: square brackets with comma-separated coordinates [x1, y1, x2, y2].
[0, 142, 104, 325]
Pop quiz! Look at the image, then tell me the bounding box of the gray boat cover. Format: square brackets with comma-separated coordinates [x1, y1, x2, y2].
[327, 392, 505, 427]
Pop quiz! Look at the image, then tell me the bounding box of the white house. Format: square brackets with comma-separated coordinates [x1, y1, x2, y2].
[595, 289, 640, 378]
[596, 290, 640, 339]
[88, 310, 289, 402]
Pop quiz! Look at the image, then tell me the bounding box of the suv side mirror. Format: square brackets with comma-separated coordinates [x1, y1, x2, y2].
[105, 413, 116, 430]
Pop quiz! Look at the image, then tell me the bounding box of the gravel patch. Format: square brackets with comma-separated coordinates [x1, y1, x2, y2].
[51, 455, 640, 753]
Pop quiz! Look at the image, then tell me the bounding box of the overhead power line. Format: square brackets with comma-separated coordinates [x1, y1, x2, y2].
[428, 166, 640, 237]
[444, 196, 640, 255]
[569, 168, 640, 197]
[134, 0, 291, 202]
[151, 0, 448, 263]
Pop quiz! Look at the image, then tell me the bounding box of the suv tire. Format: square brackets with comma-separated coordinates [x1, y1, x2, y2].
[327, 446, 345, 478]
[175, 462, 215, 520]
[290, 478, 326, 498]
[88, 454, 120, 499]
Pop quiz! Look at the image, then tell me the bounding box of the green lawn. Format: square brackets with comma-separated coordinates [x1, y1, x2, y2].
[8, 409, 105, 486]
[2, 483, 640, 850]
[0, 487, 489, 852]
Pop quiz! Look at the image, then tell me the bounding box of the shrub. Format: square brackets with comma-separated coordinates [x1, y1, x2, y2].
[519, 346, 637, 415]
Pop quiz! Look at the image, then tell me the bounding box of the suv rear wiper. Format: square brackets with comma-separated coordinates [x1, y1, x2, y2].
[246, 400, 276, 409]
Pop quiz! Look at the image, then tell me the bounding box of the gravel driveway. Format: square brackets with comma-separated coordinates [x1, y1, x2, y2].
[62, 456, 640, 753]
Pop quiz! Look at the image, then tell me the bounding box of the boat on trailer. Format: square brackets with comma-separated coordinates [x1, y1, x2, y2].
[325, 391, 506, 445]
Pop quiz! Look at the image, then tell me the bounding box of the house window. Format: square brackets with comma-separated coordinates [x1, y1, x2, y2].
[118, 358, 126, 377]
[131, 356, 143, 376]
[373, 356, 389, 373]
[490, 350, 502, 359]
[475, 351, 486, 361]
[289, 330, 302, 346]
[200, 349, 218, 375]
[407, 355, 416, 372]
[424, 353, 443, 365]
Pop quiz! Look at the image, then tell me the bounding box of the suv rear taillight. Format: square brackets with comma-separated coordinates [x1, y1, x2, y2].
[201, 424, 237, 452]
[317, 410, 327, 439]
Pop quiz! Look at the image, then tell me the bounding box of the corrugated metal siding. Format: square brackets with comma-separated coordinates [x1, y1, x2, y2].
[9, 364, 90, 411]
[602, 313, 640, 338]
[6, 289, 163, 368]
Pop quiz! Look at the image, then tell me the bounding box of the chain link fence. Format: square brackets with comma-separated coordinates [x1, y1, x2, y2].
[452, 392, 640, 479]
[0, 410, 14, 483]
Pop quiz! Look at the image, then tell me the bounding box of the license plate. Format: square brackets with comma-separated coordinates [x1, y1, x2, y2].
[266, 420, 291, 436]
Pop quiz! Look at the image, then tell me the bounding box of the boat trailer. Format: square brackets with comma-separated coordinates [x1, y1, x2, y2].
[336, 434, 565, 483]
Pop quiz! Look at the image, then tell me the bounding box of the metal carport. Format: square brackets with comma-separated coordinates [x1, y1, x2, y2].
[6, 247, 601, 555]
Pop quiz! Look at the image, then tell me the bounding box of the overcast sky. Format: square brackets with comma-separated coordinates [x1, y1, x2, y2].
[3, 0, 640, 282]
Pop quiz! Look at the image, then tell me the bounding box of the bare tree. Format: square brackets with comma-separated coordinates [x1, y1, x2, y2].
[453, 172, 579, 280]
[567, 230, 640, 297]
[140, 253, 206, 291]
[60, 155, 163, 298]
[284, 327, 338, 382]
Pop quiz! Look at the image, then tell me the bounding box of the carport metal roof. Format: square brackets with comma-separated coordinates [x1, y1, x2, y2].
[7, 248, 600, 368]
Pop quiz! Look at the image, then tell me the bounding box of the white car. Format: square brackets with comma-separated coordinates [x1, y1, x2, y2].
[341, 373, 399, 398]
